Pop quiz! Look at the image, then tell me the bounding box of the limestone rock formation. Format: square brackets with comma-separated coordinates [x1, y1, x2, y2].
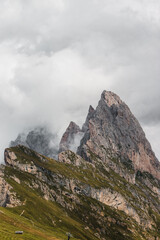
[58, 106, 95, 154]
[0, 165, 22, 207]
[82, 105, 95, 132]
[77, 90, 160, 180]
[59, 121, 84, 153]
[58, 150, 87, 166]
[10, 126, 58, 159]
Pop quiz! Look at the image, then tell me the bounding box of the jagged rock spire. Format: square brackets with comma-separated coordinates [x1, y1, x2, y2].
[82, 105, 95, 132]
[59, 121, 84, 153]
[10, 126, 58, 159]
[78, 90, 160, 180]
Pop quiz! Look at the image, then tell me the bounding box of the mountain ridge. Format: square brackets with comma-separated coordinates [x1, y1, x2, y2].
[1, 90, 159, 239]
[77, 90, 160, 180]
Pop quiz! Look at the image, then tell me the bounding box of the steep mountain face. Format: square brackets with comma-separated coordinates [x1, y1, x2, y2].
[0, 90, 160, 239]
[10, 126, 58, 159]
[59, 121, 84, 153]
[78, 91, 160, 181]
[58, 106, 95, 154]
[82, 105, 95, 132]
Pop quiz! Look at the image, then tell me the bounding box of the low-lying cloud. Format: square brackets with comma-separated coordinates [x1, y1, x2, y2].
[0, 0, 160, 161]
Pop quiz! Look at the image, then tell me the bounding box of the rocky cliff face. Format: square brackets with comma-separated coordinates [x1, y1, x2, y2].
[59, 121, 84, 153]
[77, 91, 160, 180]
[0, 165, 22, 208]
[10, 126, 58, 159]
[82, 105, 95, 132]
[58, 106, 95, 154]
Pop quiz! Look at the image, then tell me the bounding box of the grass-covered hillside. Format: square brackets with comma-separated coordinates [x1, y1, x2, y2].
[0, 145, 160, 240]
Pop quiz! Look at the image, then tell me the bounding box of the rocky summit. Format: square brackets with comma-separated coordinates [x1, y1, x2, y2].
[10, 126, 58, 159]
[59, 121, 84, 153]
[0, 91, 160, 240]
[78, 91, 160, 181]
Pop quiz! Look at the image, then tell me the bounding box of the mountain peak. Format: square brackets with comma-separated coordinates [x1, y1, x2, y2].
[88, 105, 94, 113]
[101, 90, 123, 107]
[59, 121, 83, 153]
[10, 126, 58, 159]
[82, 105, 95, 132]
[68, 121, 80, 131]
[78, 90, 160, 180]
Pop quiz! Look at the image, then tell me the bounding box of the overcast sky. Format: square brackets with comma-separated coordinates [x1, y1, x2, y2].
[0, 0, 160, 162]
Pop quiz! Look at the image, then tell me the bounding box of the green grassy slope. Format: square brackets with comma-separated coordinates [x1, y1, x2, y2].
[0, 146, 160, 240]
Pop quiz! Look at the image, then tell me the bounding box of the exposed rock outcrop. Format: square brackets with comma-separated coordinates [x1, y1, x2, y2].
[0, 167, 9, 207]
[10, 126, 58, 159]
[59, 121, 84, 153]
[0, 166, 21, 207]
[58, 150, 85, 166]
[77, 91, 160, 180]
[82, 105, 95, 132]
